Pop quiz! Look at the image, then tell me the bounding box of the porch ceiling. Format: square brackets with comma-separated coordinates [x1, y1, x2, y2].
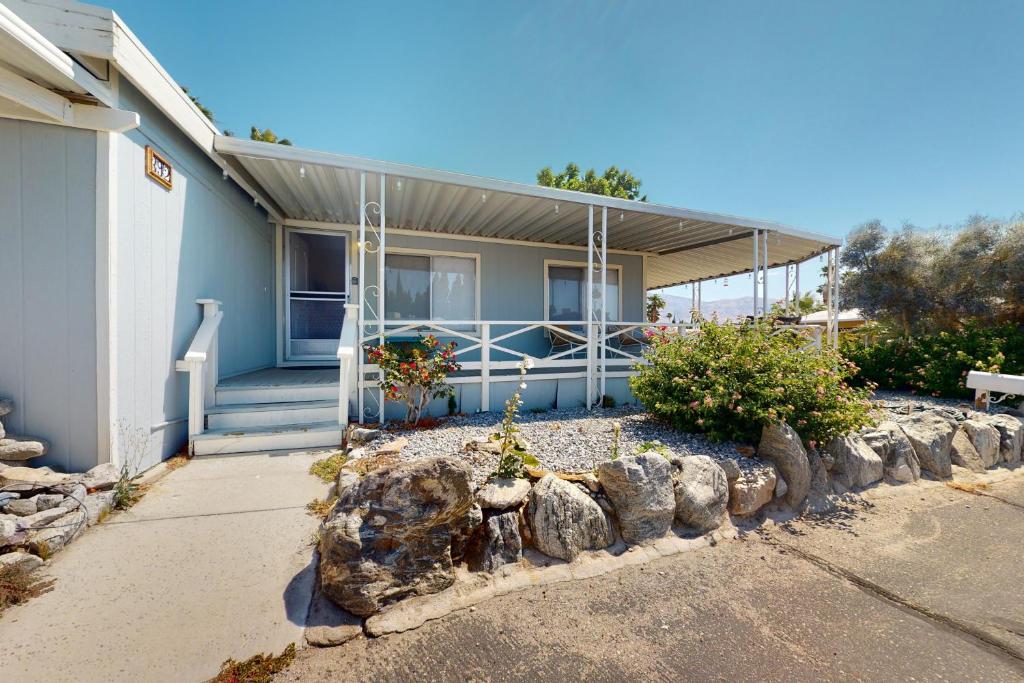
[214, 136, 840, 289]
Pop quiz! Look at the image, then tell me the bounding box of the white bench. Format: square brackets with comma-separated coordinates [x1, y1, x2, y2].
[966, 370, 1024, 410]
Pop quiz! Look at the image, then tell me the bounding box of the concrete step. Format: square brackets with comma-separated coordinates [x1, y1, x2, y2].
[191, 421, 343, 456]
[206, 400, 339, 429]
[214, 382, 338, 406]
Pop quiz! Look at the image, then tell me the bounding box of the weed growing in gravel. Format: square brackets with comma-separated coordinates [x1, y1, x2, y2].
[112, 421, 148, 510]
[493, 359, 541, 479]
[636, 441, 672, 460]
[309, 452, 348, 483]
[0, 566, 55, 616]
[209, 642, 296, 683]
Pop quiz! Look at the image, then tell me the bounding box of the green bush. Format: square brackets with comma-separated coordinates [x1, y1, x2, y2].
[630, 321, 874, 446]
[842, 321, 1024, 398]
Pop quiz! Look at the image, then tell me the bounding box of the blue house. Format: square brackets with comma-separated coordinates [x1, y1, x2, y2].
[0, 1, 841, 470]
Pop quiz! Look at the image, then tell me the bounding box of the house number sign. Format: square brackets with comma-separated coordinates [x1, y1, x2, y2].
[145, 146, 173, 190]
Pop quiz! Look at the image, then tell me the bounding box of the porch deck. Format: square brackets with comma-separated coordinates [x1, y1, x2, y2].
[220, 366, 338, 388]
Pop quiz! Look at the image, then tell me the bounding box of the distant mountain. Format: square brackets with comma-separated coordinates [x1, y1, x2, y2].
[659, 293, 768, 322]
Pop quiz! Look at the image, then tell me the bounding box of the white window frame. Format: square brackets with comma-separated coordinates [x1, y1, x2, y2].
[543, 259, 624, 322]
[384, 247, 481, 328]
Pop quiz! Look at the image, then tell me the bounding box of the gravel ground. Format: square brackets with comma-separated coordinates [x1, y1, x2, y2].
[361, 406, 746, 483]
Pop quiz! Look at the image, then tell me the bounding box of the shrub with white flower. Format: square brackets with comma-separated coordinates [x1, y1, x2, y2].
[492, 357, 540, 479]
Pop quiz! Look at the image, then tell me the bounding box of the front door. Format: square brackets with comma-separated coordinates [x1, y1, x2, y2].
[285, 229, 349, 361]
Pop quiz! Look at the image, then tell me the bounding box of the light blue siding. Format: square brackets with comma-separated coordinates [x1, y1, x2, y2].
[114, 81, 275, 469]
[0, 120, 99, 473]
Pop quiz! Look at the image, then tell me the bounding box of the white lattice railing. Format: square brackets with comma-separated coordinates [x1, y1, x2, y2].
[175, 299, 223, 442]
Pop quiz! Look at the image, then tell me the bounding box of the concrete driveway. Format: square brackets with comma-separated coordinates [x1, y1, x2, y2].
[0, 451, 328, 683]
[281, 472, 1024, 682]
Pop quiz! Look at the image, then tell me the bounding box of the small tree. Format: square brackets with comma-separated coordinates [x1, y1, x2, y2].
[646, 293, 666, 323]
[365, 335, 459, 425]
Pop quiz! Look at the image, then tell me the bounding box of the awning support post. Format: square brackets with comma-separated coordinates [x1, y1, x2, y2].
[832, 245, 841, 347]
[357, 172, 366, 424]
[752, 230, 760, 317]
[600, 206, 608, 404]
[762, 232, 769, 316]
[377, 173, 387, 424]
[586, 205, 595, 410]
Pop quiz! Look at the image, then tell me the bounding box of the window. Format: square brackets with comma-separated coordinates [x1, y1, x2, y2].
[385, 252, 477, 326]
[546, 263, 620, 321]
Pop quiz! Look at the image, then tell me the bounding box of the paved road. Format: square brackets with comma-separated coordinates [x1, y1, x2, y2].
[0, 451, 328, 683]
[282, 473, 1024, 682]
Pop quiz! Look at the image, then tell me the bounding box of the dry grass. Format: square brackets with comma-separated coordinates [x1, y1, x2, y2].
[946, 481, 991, 494]
[309, 451, 348, 483]
[208, 643, 296, 683]
[0, 566, 55, 616]
[165, 453, 191, 471]
[305, 497, 336, 519]
[345, 452, 399, 476]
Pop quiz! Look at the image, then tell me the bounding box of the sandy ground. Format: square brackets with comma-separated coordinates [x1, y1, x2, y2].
[281, 471, 1024, 682]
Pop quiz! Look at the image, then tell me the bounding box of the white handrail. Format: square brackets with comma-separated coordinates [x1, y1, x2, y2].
[336, 304, 360, 426]
[174, 299, 222, 444]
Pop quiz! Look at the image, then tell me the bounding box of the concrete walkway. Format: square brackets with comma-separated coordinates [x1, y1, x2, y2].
[0, 451, 328, 683]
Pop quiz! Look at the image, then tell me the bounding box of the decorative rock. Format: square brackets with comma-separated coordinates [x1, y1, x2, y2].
[18, 506, 67, 529]
[335, 470, 360, 500]
[28, 508, 87, 556]
[0, 435, 48, 461]
[728, 465, 777, 516]
[348, 427, 381, 445]
[950, 429, 986, 473]
[825, 435, 884, 490]
[2, 498, 38, 516]
[0, 398, 13, 417]
[0, 466, 70, 489]
[774, 469, 788, 499]
[374, 437, 409, 456]
[477, 511, 523, 571]
[463, 437, 502, 455]
[672, 455, 728, 532]
[527, 474, 613, 561]
[895, 411, 956, 478]
[450, 504, 482, 562]
[82, 462, 120, 491]
[34, 494, 64, 511]
[476, 477, 532, 510]
[805, 449, 837, 513]
[0, 550, 44, 573]
[0, 491, 18, 507]
[597, 454, 675, 545]
[719, 459, 741, 482]
[961, 419, 1001, 468]
[57, 484, 87, 511]
[319, 456, 475, 616]
[862, 421, 920, 483]
[981, 414, 1023, 465]
[1, 517, 21, 546]
[82, 491, 115, 526]
[758, 422, 811, 508]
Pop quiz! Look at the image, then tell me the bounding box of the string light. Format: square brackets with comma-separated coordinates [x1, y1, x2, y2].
[481, 192, 487, 203]
[299, 165, 306, 179]
[396, 179, 402, 191]
[554, 203, 559, 214]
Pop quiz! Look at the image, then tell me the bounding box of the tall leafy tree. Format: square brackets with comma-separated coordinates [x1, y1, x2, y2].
[250, 126, 293, 146]
[181, 86, 214, 121]
[537, 162, 646, 201]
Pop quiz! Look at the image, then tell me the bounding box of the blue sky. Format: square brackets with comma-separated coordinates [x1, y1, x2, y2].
[106, 0, 1024, 303]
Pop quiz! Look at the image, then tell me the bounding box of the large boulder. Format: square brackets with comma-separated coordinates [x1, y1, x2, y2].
[476, 478, 531, 511]
[961, 419, 1001, 469]
[476, 511, 523, 572]
[981, 414, 1023, 465]
[527, 474, 613, 561]
[728, 464, 777, 516]
[0, 550, 44, 573]
[861, 421, 921, 483]
[318, 456, 475, 617]
[0, 466, 70, 490]
[895, 411, 956, 478]
[597, 454, 675, 545]
[949, 429, 986, 472]
[672, 455, 728, 532]
[825, 435, 884, 490]
[82, 463, 121, 491]
[758, 422, 810, 508]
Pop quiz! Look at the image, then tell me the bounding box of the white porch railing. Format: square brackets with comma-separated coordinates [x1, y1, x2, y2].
[336, 303, 360, 426]
[175, 299, 223, 442]
[354, 320, 693, 421]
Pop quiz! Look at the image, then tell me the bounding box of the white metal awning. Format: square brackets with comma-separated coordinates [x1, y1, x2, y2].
[214, 136, 840, 289]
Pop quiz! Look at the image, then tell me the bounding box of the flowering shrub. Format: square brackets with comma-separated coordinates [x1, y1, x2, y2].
[365, 334, 460, 425]
[629, 320, 874, 445]
[842, 321, 1024, 398]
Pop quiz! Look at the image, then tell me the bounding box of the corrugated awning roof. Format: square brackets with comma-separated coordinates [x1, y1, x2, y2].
[214, 136, 840, 289]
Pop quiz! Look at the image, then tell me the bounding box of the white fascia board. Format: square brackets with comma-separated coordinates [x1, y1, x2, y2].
[215, 136, 840, 248]
[0, 3, 76, 79]
[3, 0, 115, 60]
